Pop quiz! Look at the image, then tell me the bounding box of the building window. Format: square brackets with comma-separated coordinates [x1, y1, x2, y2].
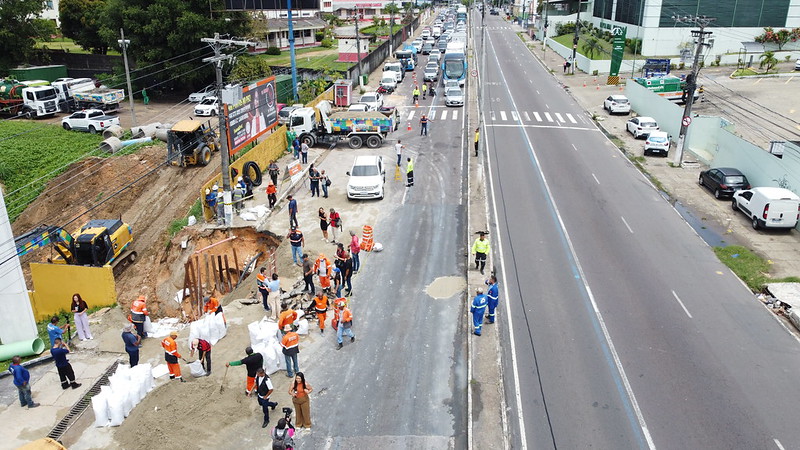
[615, 0, 644, 25]
[593, 0, 613, 20]
[658, 0, 791, 28]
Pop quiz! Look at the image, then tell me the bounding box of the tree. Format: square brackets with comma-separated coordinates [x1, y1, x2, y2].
[759, 50, 778, 73]
[60, 0, 110, 54]
[755, 27, 800, 51]
[581, 37, 602, 59]
[0, 0, 47, 73]
[96, 0, 251, 90]
[383, 3, 401, 33]
[229, 55, 272, 84]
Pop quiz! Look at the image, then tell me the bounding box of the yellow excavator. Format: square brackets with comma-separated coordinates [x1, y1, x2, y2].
[15, 219, 136, 276]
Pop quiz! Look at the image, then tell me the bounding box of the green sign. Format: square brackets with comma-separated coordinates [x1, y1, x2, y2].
[609, 26, 627, 79]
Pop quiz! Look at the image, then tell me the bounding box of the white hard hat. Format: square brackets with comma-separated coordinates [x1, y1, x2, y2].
[212, 184, 219, 190]
[238, 176, 243, 182]
[205, 188, 210, 195]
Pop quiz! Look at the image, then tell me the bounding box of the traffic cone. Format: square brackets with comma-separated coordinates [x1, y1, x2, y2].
[596, 84, 600, 90]
[407, 122, 412, 131]
[583, 81, 586, 88]
[415, 100, 419, 107]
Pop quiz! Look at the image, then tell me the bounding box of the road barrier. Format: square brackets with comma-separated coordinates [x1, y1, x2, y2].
[360, 225, 374, 252]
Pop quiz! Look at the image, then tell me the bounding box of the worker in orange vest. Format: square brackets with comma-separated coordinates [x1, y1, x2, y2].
[280, 325, 300, 378]
[277, 303, 297, 333]
[203, 296, 226, 326]
[161, 331, 184, 382]
[314, 253, 332, 292]
[313, 291, 329, 335]
[130, 295, 149, 338]
[336, 301, 355, 350]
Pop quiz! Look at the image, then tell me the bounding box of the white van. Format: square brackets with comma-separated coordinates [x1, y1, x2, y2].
[732, 187, 800, 230]
[381, 71, 398, 91]
[383, 62, 404, 82]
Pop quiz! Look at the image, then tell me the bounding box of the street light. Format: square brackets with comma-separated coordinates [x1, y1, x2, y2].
[117, 29, 137, 128]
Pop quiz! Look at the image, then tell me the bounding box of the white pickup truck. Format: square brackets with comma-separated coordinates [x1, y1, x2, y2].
[61, 109, 120, 134]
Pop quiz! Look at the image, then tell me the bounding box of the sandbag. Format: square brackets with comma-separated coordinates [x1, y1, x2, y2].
[152, 364, 170, 378]
[108, 393, 125, 426]
[92, 393, 109, 427]
[296, 318, 309, 335]
[143, 316, 154, 334]
[189, 360, 207, 377]
[248, 318, 280, 348]
[262, 343, 282, 375]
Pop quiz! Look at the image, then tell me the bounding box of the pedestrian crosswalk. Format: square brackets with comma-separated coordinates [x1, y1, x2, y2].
[403, 109, 589, 126]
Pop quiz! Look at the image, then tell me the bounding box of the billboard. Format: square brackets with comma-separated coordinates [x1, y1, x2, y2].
[225, 76, 279, 155]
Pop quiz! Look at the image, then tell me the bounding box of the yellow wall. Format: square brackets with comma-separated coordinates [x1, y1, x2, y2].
[28, 263, 117, 320]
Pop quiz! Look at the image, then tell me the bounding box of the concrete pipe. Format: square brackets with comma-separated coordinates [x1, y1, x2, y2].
[131, 122, 162, 139]
[100, 137, 153, 153]
[154, 128, 169, 143]
[0, 338, 45, 360]
[103, 125, 124, 139]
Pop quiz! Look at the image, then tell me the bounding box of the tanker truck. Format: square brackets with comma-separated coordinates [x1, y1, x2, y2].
[0, 79, 59, 118]
[288, 100, 397, 149]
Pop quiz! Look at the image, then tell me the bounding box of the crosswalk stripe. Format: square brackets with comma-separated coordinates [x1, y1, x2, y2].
[544, 112, 553, 122]
[429, 110, 436, 120]
[511, 111, 518, 121]
[523, 111, 531, 121]
[407, 111, 415, 121]
[555, 113, 564, 123]
[500, 111, 507, 121]
[566, 113, 577, 124]
[533, 112, 542, 121]
[491, 111, 496, 120]
[453, 110, 458, 120]
[441, 110, 448, 120]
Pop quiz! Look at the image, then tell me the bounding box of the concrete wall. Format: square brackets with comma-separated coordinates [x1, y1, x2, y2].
[28, 263, 117, 321]
[547, 38, 648, 76]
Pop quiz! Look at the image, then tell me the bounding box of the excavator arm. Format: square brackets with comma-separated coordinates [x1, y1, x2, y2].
[14, 225, 75, 263]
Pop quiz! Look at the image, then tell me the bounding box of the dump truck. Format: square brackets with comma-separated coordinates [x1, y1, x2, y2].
[633, 76, 699, 103]
[0, 79, 58, 118]
[166, 119, 220, 167]
[51, 78, 125, 112]
[289, 100, 397, 149]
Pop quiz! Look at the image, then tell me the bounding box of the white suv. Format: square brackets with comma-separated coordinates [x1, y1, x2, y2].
[603, 95, 631, 114]
[346, 155, 385, 200]
[626, 116, 659, 139]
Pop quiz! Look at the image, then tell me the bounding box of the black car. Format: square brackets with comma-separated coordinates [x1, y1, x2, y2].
[698, 167, 751, 199]
[490, 8, 500, 15]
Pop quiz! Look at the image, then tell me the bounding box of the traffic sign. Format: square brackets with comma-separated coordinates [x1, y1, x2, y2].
[471, 69, 478, 77]
[682, 116, 692, 127]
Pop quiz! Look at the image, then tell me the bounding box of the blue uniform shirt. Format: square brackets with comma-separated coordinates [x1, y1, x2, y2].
[50, 347, 70, 368]
[47, 323, 64, 346]
[487, 283, 499, 303]
[471, 294, 488, 312]
[266, 279, 280, 293]
[8, 364, 30, 387]
[122, 331, 139, 353]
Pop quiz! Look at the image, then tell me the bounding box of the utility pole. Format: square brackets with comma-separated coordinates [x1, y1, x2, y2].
[117, 29, 137, 129]
[288, 0, 298, 101]
[354, 12, 362, 85]
[542, 0, 549, 51]
[571, 0, 581, 74]
[672, 15, 715, 167]
[201, 33, 253, 228]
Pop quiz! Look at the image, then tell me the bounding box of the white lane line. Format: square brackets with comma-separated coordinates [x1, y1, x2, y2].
[500, 111, 507, 121]
[533, 112, 542, 121]
[545, 103, 549, 109]
[511, 111, 518, 121]
[429, 110, 436, 120]
[488, 35, 655, 450]
[592, 173, 600, 184]
[441, 110, 448, 120]
[491, 111, 496, 120]
[485, 124, 598, 131]
[671, 290, 693, 319]
[544, 112, 554, 122]
[453, 110, 459, 120]
[620, 216, 634, 234]
[536, 90, 540, 95]
[572, 144, 578, 151]
[523, 111, 531, 121]
[775, 439, 786, 450]
[407, 111, 415, 120]
[566, 113, 578, 124]
[555, 113, 565, 123]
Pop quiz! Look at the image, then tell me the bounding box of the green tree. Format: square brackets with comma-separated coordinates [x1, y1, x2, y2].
[581, 37, 602, 59]
[96, 0, 251, 89]
[0, 0, 47, 73]
[383, 3, 401, 33]
[759, 50, 778, 73]
[298, 68, 341, 103]
[229, 55, 272, 84]
[60, 0, 110, 54]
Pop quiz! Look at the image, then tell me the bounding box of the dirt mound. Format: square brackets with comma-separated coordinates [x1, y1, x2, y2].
[114, 377, 253, 450]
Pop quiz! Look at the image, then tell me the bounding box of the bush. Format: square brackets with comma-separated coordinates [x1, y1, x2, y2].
[321, 38, 333, 48]
[555, 22, 575, 36]
[266, 46, 281, 55]
[315, 31, 324, 41]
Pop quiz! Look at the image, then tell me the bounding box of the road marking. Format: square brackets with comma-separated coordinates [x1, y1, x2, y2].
[671, 290, 693, 319]
[533, 112, 542, 121]
[441, 110, 448, 120]
[487, 35, 655, 450]
[485, 124, 598, 132]
[544, 112, 554, 122]
[500, 111, 507, 120]
[555, 113, 564, 123]
[429, 110, 436, 120]
[491, 111, 496, 120]
[523, 111, 531, 121]
[511, 111, 518, 121]
[407, 111, 415, 120]
[453, 110, 459, 120]
[620, 216, 634, 234]
[775, 439, 786, 450]
[571, 144, 577, 151]
[785, 77, 794, 84]
[536, 90, 540, 95]
[592, 173, 600, 184]
[566, 113, 577, 124]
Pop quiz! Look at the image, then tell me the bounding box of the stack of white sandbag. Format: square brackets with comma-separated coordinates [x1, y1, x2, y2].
[92, 363, 154, 427]
[188, 312, 227, 346]
[248, 317, 284, 375]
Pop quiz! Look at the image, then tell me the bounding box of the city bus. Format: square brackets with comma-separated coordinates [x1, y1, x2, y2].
[442, 43, 467, 87]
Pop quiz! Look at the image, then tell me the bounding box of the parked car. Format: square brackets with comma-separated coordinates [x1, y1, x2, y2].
[644, 131, 670, 156]
[626, 116, 659, 138]
[61, 109, 120, 133]
[421, 42, 434, 55]
[194, 97, 220, 116]
[359, 92, 384, 111]
[603, 95, 631, 114]
[699, 167, 751, 199]
[188, 86, 215, 103]
[346, 155, 385, 200]
[795, 59, 800, 71]
[380, 72, 398, 91]
[732, 187, 800, 230]
[445, 87, 464, 106]
[490, 8, 500, 15]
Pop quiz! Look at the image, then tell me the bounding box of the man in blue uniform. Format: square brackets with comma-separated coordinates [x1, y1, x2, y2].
[486, 276, 499, 324]
[470, 289, 488, 336]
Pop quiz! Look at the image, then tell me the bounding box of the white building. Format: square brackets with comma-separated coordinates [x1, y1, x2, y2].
[40, 0, 60, 27]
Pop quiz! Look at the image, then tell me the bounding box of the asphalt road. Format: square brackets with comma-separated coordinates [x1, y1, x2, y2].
[477, 15, 800, 450]
[299, 50, 469, 448]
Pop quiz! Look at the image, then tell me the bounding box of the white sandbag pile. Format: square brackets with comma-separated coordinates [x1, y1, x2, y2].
[248, 317, 285, 375]
[148, 317, 185, 338]
[92, 363, 155, 427]
[188, 360, 207, 378]
[188, 312, 227, 346]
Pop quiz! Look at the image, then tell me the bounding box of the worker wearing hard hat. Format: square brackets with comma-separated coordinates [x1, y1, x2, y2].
[205, 188, 216, 219]
[130, 295, 149, 338]
[161, 331, 185, 382]
[204, 296, 226, 327]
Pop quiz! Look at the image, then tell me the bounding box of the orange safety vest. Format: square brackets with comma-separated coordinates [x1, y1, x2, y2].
[281, 332, 299, 351]
[314, 256, 332, 277]
[131, 298, 148, 315]
[161, 337, 180, 358]
[341, 307, 353, 323]
[257, 272, 267, 290]
[278, 309, 297, 330]
[266, 184, 277, 195]
[204, 297, 220, 314]
[314, 295, 328, 312]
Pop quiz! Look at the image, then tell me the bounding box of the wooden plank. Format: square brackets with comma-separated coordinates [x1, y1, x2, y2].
[184, 259, 196, 316]
[232, 247, 240, 281]
[195, 255, 203, 317]
[204, 253, 211, 294]
[217, 255, 225, 293]
[210, 255, 220, 293]
[224, 254, 233, 293]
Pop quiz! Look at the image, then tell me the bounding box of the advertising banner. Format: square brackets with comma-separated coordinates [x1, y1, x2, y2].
[607, 26, 627, 85]
[226, 76, 279, 155]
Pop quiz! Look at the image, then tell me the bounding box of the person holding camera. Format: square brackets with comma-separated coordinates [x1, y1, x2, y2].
[50, 338, 82, 390]
[288, 372, 313, 429]
[250, 368, 278, 428]
[271, 416, 295, 449]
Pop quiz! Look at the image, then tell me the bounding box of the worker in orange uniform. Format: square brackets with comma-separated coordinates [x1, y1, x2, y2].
[336, 301, 355, 350]
[130, 295, 149, 338]
[266, 181, 277, 209]
[204, 295, 226, 327]
[281, 325, 300, 378]
[313, 291, 329, 335]
[314, 253, 332, 293]
[278, 303, 297, 334]
[161, 331, 185, 382]
[331, 298, 346, 331]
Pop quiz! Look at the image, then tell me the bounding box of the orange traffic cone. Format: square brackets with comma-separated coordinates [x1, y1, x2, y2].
[583, 81, 586, 88]
[415, 100, 419, 107]
[407, 122, 412, 131]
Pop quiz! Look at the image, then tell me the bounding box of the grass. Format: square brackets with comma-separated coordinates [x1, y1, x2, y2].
[258, 48, 351, 72]
[167, 198, 202, 237]
[360, 24, 402, 36]
[0, 121, 106, 222]
[552, 34, 640, 60]
[714, 245, 771, 291]
[36, 37, 121, 56]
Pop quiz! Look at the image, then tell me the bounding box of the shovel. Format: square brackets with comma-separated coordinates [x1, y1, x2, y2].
[219, 366, 228, 394]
